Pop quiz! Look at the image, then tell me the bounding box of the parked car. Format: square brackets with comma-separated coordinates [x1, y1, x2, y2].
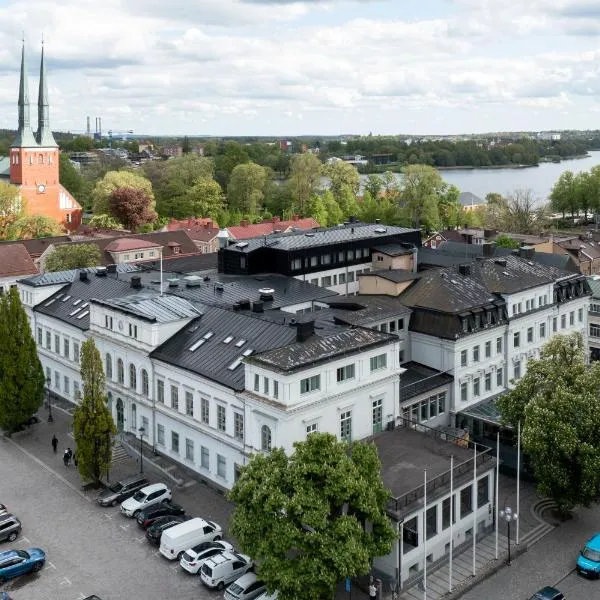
[97, 475, 149, 507]
[159, 517, 222, 560]
[146, 516, 189, 545]
[136, 501, 185, 528]
[256, 592, 278, 600]
[0, 592, 13, 600]
[224, 573, 266, 600]
[577, 533, 600, 578]
[0, 514, 21, 543]
[180, 540, 233, 574]
[200, 551, 253, 590]
[0, 548, 46, 584]
[120, 483, 171, 517]
[0, 505, 7, 516]
[529, 588, 565, 600]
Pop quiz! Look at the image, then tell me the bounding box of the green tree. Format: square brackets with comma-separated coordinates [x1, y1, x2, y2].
[398, 164, 446, 230]
[322, 190, 344, 226]
[229, 433, 396, 600]
[45, 243, 102, 272]
[364, 174, 383, 199]
[214, 141, 250, 190]
[438, 185, 461, 229]
[550, 170, 577, 219]
[59, 152, 83, 199]
[289, 153, 322, 215]
[498, 333, 600, 515]
[87, 214, 124, 229]
[494, 234, 520, 249]
[227, 162, 269, 215]
[324, 160, 360, 205]
[73, 338, 117, 483]
[0, 181, 24, 239]
[0, 288, 45, 433]
[6, 215, 62, 240]
[182, 136, 192, 154]
[306, 194, 328, 227]
[184, 177, 225, 220]
[91, 171, 154, 215]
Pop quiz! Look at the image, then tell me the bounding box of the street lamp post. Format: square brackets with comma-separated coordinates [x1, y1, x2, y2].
[499, 506, 518, 565]
[46, 376, 53, 423]
[138, 426, 145, 474]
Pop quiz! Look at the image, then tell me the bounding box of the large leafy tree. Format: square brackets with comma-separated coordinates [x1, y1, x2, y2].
[0, 181, 25, 239]
[59, 152, 83, 199]
[398, 164, 446, 230]
[73, 338, 117, 483]
[288, 153, 322, 215]
[229, 433, 396, 600]
[0, 288, 45, 433]
[108, 187, 157, 231]
[549, 170, 577, 219]
[45, 243, 102, 272]
[91, 171, 154, 215]
[324, 160, 360, 207]
[227, 162, 270, 215]
[6, 215, 62, 240]
[498, 333, 600, 515]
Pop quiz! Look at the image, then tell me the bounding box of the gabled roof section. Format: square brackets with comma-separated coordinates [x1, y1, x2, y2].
[371, 243, 415, 257]
[0, 235, 71, 258]
[0, 244, 38, 278]
[19, 264, 137, 287]
[326, 295, 411, 327]
[361, 269, 419, 283]
[105, 238, 161, 252]
[227, 217, 319, 240]
[247, 327, 395, 374]
[93, 294, 202, 323]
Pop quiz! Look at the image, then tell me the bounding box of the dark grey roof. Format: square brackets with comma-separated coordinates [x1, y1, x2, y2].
[418, 247, 474, 268]
[372, 243, 415, 257]
[224, 223, 419, 253]
[137, 253, 218, 274]
[247, 327, 394, 374]
[93, 294, 202, 323]
[400, 362, 453, 401]
[19, 264, 137, 287]
[588, 277, 600, 299]
[151, 307, 297, 391]
[361, 269, 419, 283]
[326, 295, 411, 327]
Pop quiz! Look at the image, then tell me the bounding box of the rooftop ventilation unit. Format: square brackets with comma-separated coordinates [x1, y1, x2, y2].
[184, 275, 203, 288]
[494, 259, 507, 267]
[79, 270, 89, 281]
[374, 227, 387, 234]
[167, 278, 179, 287]
[235, 242, 249, 249]
[252, 300, 264, 313]
[203, 276, 211, 282]
[458, 264, 471, 276]
[96, 266, 107, 277]
[131, 276, 142, 289]
[305, 232, 315, 237]
[215, 282, 225, 292]
[233, 298, 251, 311]
[258, 287, 275, 301]
[106, 264, 117, 273]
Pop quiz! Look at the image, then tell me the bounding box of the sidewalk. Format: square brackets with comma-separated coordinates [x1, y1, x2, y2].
[7, 404, 555, 600]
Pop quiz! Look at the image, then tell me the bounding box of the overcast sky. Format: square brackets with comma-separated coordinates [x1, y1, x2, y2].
[1, 0, 599, 137]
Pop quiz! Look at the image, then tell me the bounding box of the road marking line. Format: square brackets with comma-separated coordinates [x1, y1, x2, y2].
[171, 564, 179, 571]
[120, 524, 130, 530]
[46, 561, 57, 570]
[137, 536, 146, 543]
[59, 576, 72, 586]
[21, 536, 30, 543]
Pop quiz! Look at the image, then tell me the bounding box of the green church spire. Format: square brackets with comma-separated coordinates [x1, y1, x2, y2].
[12, 39, 38, 148]
[36, 40, 57, 147]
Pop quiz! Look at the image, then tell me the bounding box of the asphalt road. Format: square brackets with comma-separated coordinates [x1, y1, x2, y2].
[0, 437, 222, 600]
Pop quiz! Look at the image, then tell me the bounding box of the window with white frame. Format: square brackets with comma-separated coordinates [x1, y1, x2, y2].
[473, 345, 480, 362]
[553, 316, 557, 332]
[570, 311, 574, 326]
[171, 385, 179, 410]
[336, 364, 355, 382]
[45, 331, 51, 349]
[201, 446, 209, 469]
[261, 425, 272, 451]
[217, 454, 226, 478]
[157, 380, 164, 403]
[37, 327, 42, 345]
[306, 422, 318, 436]
[473, 377, 480, 397]
[527, 327, 533, 343]
[461, 382, 468, 402]
[264, 377, 269, 395]
[561, 314, 566, 329]
[372, 399, 383, 433]
[496, 336, 502, 354]
[300, 375, 320, 394]
[370, 354, 387, 371]
[485, 341, 491, 358]
[579, 308, 584, 322]
[64, 376, 70, 395]
[105, 354, 112, 379]
[273, 380, 279, 399]
[539, 323, 546, 339]
[254, 374, 259, 392]
[234, 413, 244, 440]
[129, 364, 137, 390]
[142, 370, 149, 396]
[590, 324, 600, 338]
[73, 380, 80, 400]
[54, 370, 60, 390]
[485, 372, 491, 392]
[63, 338, 70, 358]
[73, 341, 80, 363]
[117, 359, 124, 384]
[514, 361, 521, 380]
[217, 405, 226, 431]
[171, 432, 179, 453]
[157, 424, 165, 445]
[185, 438, 194, 461]
[340, 411, 352, 441]
[460, 350, 467, 367]
[185, 391, 194, 416]
[497, 368, 503, 387]
[201, 398, 209, 423]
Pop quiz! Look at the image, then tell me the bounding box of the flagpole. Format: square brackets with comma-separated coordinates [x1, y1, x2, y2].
[472, 441, 477, 577]
[160, 246, 163, 296]
[516, 420, 521, 546]
[448, 455, 453, 593]
[423, 469, 427, 600]
[495, 430, 499, 560]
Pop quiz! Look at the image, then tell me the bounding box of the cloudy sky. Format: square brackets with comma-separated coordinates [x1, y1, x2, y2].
[0, 0, 599, 136]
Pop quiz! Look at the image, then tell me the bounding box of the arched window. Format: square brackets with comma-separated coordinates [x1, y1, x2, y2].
[261, 425, 272, 452]
[117, 358, 124, 384]
[38, 153, 43, 164]
[105, 354, 112, 379]
[129, 364, 137, 390]
[141, 369, 149, 396]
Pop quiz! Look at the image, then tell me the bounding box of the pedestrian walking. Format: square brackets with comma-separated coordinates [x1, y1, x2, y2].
[369, 580, 377, 600]
[51, 434, 58, 454]
[63, 447, 72, 467]
[73, 451, 78, 468]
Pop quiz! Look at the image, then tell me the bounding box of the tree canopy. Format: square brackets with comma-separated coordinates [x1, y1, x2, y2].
[227, 162, 270, 215]
[0, 181, 24, 239]
[5, 215, 62, 240]
[91, 170, 154, 215]
[0, 288, 45, 433]
[497, 333, 600, 515]
[59, 152, 83, 199]
[45, 243, 102, 272]
[288, 153, 322, 215]
[229, 433, 395, 600]
[73, 338, 117, 483]
[108, 187, 157, 231]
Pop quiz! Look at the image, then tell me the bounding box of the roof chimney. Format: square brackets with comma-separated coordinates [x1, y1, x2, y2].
[79, 270, 88, 281]
[252, 300, 264, 313]
[296, 320, 315, 342]
[131, 275, 142, 289]
[458, 264, 471, 276]
[482, 242, 495, 257]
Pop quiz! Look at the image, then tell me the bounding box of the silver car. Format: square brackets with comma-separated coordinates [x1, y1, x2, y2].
[224, 573, 266, 600]
[0, 514, 21, 543]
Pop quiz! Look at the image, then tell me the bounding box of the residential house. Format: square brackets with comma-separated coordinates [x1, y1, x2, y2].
[226, 216, 320, 240]
[0, 243, 38, 294]
[458, 192, 485, 211]
[167, 219, 220, 254]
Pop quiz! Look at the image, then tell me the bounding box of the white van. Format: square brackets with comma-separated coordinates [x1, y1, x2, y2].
[200, 550, 253, 590]
[159, 517, 222, 560]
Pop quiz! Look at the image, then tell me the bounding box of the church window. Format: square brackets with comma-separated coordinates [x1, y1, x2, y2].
[29, 155, 33, 165]
[38, 154, 43, 164]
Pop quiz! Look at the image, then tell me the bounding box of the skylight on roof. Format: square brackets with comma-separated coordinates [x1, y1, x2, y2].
[235, 339, 246, 347]
[73, 299, 82, 306]
[69, 307, 83, 317]
[44, 298, 56, 306]
[223, 336, 234, 344]
[203, 331, 214, 340]
[189, 339, 206, 352]
[227, 358, 243, 371]
[61, 295, 71, 302]
[80, 302, 89, 309]
[76, 310, 89, 320]
[242, 348, 253, 356]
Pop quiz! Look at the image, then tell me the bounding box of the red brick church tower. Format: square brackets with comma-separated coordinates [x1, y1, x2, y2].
[9, 41, 82, 231]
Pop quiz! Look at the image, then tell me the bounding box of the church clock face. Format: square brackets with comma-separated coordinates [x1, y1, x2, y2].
[37, 184, 46, 193]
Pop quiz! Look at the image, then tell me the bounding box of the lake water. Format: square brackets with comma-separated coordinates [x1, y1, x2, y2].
[357, 150, 600, 205]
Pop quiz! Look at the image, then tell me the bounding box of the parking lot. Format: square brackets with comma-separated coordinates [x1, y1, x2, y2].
[0, 435, 231, 600]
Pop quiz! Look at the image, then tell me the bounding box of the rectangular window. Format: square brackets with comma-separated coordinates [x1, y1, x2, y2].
[185, 438, 194, 461]
[63, 338, 70, 358]
[321, 276, 332, 287]
[157, 424, 165, 445]
[217, 405, 226, 431]
[185, 391, 193, 417]
[234, 412, 244, 440]
[389, 320, 396, 333]
[539, 323, 546, 338]
[426, 505, 437, 539]
[398, 318, 404, 330]
[337, 364, 355, 382]
[496, 336, 502, 354]
[527, 327, 533, 343]
[442, 496, 455, 529]
[105, 315, 113, 329]
[54, 370, 60, 390]
[264, 377, 269, 395]
[473, 345, 480, 362]
[370, 354, 387, 371]
[63, 376, 70, 395]
[561, 314, 566, 329]
[254, 374, 259, 392]
[347, 271, 355, 282]
[129, 323, 138, 338]
[157, 380, 164, 404]
[513, 332, 520, 348]
[310, 256, 318, 267]
[273, 380, 279, 399]
[420, 400, 428, 421]
[73, 342, 79, 363]
[201, 446, 209, 469]
[485, 341, 491, 358]
[461, 382, 468, 402]
[170, 385, 179, 411]
[553, 316, 557, 332]
[46, 331, 51, 349]
[340, 410, 352, 441]
[201, 398, 209, 424]
[473, 377, 480, 397]
[460, 350, 467, 367]
[514, 361, 521, 380]
[171, 432, 179, 454]
[37, 327, 42, 345]
[73, 380, 80, 399]
[372, 399, 383, 433]
[306, 423, 318, 436]
[591, 323, 600, 338]
[460, 485, 473, 518]
[338, 272, 346, 285]
[497, 368, 503, 387]
[570, 311, 574, 326]
[300, 375, 321, 394]
[485, 372, 491, 392]
[217, 454, 226, 478]
[322, 254, 331, 265]
[291, 258, 301, 270]
[438, 392, 446, 414]
[579, 308, 584, 323]
[478, 475, 489, 507]
[54, 334, 60, 353]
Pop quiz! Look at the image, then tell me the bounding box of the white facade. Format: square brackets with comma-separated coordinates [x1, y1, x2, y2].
[295, 263, 371, 295]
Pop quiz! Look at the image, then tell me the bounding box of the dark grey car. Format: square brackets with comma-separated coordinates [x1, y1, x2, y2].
[97, 475, 149, 507]
[0, 514, 21, 543]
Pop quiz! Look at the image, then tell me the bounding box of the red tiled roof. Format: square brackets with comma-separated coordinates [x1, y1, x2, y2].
[227, 217, 320, 240]
[0, 244, 38, 278]
[167, 218, 216, 231]
[105, 238, 162, 252]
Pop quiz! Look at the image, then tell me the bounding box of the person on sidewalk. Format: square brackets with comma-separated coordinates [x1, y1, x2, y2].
[51, 435, 58, 454]
[369, 580, 377, 600]
[63, 448, 72, 467]
[73, 451, 78, 468]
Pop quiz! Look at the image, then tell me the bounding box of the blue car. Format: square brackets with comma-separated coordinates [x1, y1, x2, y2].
[0, 548, 45, 584]
[577, 533, 600, 578]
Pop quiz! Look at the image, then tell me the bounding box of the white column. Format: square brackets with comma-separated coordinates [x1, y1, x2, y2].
[448, 454, 454, 593]
[495, 430, 500, 560]
[472, 442, 477, 577]
[516, 420, 521, 546]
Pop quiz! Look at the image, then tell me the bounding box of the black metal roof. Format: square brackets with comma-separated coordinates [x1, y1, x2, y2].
[371, 243, 415, 257]
[361, 269, 419, 283]
[19, 264, 137, 287]
[326, 295, 411, 327]
[246, 327, 394, 374]
[400, 362, 453, 401]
